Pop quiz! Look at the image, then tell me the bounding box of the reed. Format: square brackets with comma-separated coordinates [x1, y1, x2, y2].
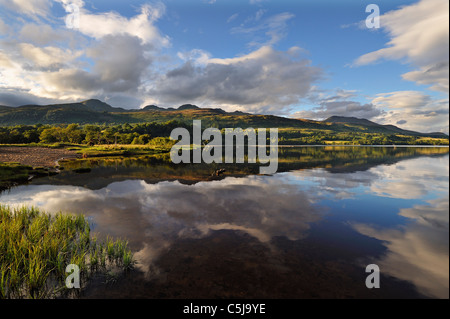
[0, 205, 135, 299]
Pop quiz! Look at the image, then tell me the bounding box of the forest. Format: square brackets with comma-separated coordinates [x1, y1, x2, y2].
[0, 122, 448, 146]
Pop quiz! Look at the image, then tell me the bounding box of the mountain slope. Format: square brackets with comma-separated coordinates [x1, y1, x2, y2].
[80, 99, 126, 112]
[0, 100, 447, 139]
[325, 116, 380, 126]
[323, 116, 448, 138]
[0, 100, 133, 125]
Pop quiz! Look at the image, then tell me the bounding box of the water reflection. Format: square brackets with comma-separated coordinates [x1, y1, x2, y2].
[31, 146, 449, 190]
[290, 156, 449, 201]
[0, 177, 322, 275]
[288, 155, 449, 298]
[0, 149, 448, 298]
[352, 197, 449, 299]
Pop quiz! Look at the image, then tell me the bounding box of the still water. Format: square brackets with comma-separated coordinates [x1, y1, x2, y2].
[1, 147, 448, 298]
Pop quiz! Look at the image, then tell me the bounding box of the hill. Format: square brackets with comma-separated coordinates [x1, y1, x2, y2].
[324, 116, 448, 138]
[80, 99, 127, 112]
[0, 101, 129, 125]
[0, 100, 448, 141]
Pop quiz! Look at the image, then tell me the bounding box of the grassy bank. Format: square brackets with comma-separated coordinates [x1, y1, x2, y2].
[0, 205, 134, 299]
[12, 140, 175, 157]
[0, 162, 61, 192]
[0, 142, 174, 191]
[73, 141, 175, 158]
[0, 162, 31, 187]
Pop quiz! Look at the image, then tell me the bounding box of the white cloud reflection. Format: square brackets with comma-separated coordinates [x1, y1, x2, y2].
[0, 176, 322, 275]
[287, 154, 449, 298]
[0, 153, 448, 296]
[289, 155, 448, 201]
[352, 197, 449, 298]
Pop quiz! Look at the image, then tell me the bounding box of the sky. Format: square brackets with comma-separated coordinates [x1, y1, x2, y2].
[0, 0, 448, 133]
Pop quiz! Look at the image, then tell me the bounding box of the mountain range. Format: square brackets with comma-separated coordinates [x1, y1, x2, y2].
[0, 99, 448, 139]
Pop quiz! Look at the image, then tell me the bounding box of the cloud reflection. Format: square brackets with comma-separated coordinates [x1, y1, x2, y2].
[289, 156, 448, 201]
[0, 153, 447, 297]
[369, 157, 449, 199]
[0, 176, 322, 275]
[352, 197, 449, 299]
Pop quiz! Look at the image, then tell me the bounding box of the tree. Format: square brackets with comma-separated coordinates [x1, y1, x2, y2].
[65, 124, 84, 144]
[40, 128, 58, 144]
[23, 130, 40, 143]
[84, 125, 101, 145]
[131, 134, 151, 145]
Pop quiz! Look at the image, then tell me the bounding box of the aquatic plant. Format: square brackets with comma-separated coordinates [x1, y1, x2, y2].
[0, 205, 135, 299]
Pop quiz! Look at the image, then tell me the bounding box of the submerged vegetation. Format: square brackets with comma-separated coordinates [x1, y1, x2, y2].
[0, 205, 135, 299]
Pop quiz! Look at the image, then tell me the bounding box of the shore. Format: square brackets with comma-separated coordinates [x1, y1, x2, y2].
[0, 146, 80, 168]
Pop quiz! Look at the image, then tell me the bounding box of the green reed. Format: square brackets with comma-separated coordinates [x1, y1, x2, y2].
[0, 205, 135, 299]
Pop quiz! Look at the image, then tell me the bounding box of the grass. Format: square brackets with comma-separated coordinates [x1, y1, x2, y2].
[0, 205, 135, 299]
[0, 163, 32, 192]
[0, 162, 60, 192]
[0, 162, 31, 182]
[0, 142, 174, 191]
[44, 142, 176, 159]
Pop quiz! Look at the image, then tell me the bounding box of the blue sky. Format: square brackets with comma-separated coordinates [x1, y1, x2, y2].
[0, 0, 448, 133]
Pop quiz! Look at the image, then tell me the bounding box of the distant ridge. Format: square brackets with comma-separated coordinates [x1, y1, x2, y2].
[0, 99, 447, 139]
[142, 104, 201, 111]
[324, 116, 380, 126]
[80, 99, 122, 112]
[177, 104, 199, 110]
[142, 105, 167, 111]
[323, 116, 448, 138]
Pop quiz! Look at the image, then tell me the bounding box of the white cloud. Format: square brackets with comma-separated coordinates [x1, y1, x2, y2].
[402, 62, 449, 92]
[227, 13, 239, 23]
[87, 34, 152, 90]
[371, 91, 449, 133]
[26, 34, 153, 102]
[177, 49, 211, 65]
[54, 0, 84, 8]
[254, 9, 266, 21]
[0, 50, 14, 69]
[292, 101, 381, 121]
[292, 88, 449, 134]
[149, 45, 322, 114]
[19, 23, 71, 46]
[355, 0, 449, 93]
[76, 3, 169, 47]
[0, 17, 9, 34]
[231, 12, 295, 47]
[18, 43, 78, 70]
[372, 91, 431, 110]
[291, 89, 382, 121]
[0, 0, 52, 18]
[0, 1, 169, 108]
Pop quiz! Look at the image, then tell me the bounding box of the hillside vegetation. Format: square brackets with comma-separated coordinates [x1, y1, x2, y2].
[0, 100, 448, 145]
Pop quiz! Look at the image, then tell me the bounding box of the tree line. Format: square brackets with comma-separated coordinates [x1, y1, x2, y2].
[0, 122, 447, 146]
[0, 121, 192, 145]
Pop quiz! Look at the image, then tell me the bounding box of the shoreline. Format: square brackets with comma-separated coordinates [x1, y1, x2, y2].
[0, 146, 81, 168]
